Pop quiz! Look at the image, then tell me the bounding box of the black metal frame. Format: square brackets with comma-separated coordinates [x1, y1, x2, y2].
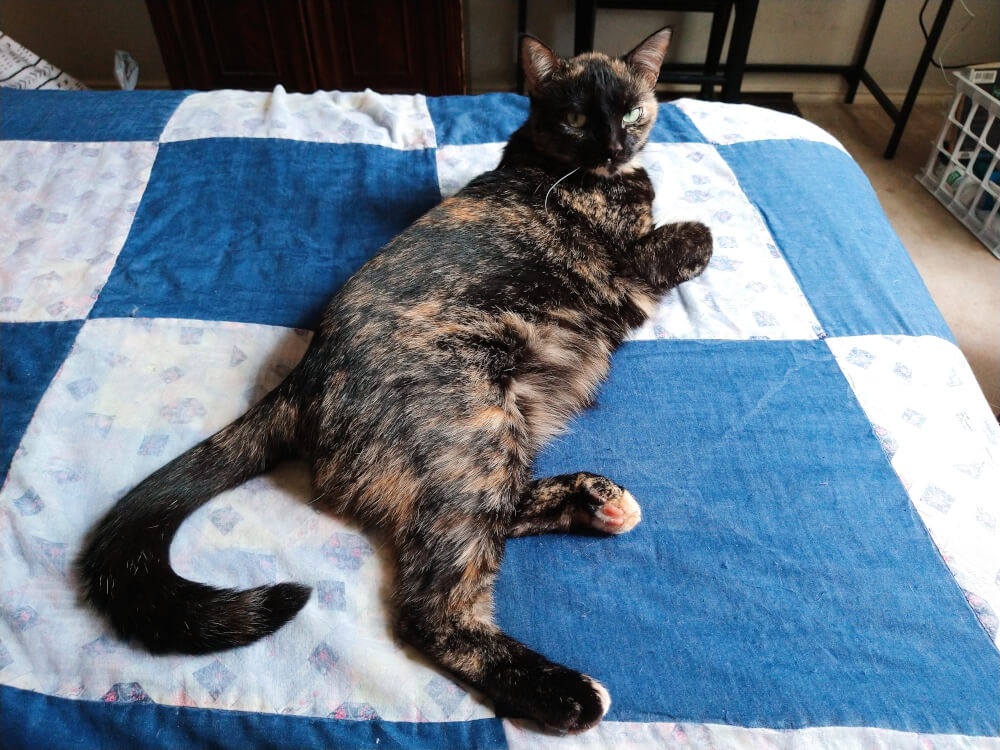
[733, 0, 955, 159]
[516, 0, 955, 159]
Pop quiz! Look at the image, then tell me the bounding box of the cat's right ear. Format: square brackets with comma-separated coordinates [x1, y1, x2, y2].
[521, 35, 560, 93]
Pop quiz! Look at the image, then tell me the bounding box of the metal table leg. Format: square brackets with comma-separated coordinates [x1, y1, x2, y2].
[883, 0, 953, 158]
[845, 0, 886, 104]
[721, 0, 758, 103]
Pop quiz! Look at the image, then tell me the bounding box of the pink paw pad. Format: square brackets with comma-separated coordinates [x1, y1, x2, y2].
[590, 488, 641, 535]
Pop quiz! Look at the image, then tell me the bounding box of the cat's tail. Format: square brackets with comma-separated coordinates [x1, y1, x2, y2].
[76, 387, 311, 655]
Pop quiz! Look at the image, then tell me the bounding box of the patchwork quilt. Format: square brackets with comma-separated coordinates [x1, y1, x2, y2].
[1, 87, 998, 749]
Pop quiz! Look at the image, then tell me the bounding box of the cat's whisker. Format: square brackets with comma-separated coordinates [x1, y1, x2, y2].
[544, 167, 581, 214]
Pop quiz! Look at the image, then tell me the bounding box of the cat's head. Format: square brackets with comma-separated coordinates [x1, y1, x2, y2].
[520, 28, 671, 176]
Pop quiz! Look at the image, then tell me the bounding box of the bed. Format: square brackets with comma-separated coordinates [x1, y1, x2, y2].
[1, 87, 997, 750]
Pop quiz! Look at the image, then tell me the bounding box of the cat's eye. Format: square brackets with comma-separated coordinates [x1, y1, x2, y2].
[623, 107, 643, 124]
[565, 112, 587, 128]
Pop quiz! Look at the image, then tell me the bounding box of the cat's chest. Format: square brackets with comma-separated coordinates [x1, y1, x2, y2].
[562, 183, 653, 242]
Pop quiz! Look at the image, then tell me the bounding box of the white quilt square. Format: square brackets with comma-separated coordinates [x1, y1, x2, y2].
[160, 87, 436, 150]
[0, 142, 157, 322]
[435, 142, 505, 199]
[434, 142, 822, 341]
[0, 317, 493, 722]
[674, 98, 848, 151]
[632, 142, 822, 340]
[829, 334, 1000, 647]
[503, 719, 991, 750]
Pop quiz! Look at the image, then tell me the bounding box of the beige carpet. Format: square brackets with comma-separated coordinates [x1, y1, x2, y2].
[798, 97, 1000, 415]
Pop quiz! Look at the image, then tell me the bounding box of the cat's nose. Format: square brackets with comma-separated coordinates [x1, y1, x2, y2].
[608, 143, 624, 161]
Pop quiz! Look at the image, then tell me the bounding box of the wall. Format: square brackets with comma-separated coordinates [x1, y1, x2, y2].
[0, 0, 997, 95]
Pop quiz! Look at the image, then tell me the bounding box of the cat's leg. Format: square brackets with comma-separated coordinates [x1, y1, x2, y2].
[393, 517, 610, 733]
[508, 472, 641, 537]
[630, 220, 713, 291]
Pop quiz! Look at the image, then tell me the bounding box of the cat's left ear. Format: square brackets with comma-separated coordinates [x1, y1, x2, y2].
[624, 27, 672, 89]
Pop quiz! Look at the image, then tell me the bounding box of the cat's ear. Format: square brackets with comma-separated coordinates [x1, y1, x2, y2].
[521, 35, 560, 93]
[624, 27, 672, 89]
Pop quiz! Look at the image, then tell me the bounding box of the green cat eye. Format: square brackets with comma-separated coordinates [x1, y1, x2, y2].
[565, 112, 587, 128]
[623, 107, 643, 124]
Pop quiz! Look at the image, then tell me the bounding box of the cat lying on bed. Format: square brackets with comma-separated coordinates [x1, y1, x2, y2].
[78, 27, 712, 734]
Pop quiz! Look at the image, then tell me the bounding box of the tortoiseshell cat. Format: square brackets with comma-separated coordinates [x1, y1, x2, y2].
[79, 28, 712, 733]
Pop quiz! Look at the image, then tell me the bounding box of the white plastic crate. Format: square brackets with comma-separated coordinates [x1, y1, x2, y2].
[917, 71, 1000, 258]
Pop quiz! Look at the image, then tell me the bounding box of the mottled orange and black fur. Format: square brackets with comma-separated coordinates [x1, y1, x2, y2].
[78, 28, 712, 733]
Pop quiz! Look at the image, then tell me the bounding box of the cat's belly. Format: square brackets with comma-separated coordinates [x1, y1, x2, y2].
[500, 316, 612, 447]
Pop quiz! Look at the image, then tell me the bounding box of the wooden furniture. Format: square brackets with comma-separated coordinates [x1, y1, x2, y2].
[146, 0, 466, 95]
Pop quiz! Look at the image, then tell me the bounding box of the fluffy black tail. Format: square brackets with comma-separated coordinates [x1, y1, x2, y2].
[77, 390, 311, 654]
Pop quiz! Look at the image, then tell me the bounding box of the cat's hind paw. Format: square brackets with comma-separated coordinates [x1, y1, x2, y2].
[580, 475, 642, 534]
[497, 669, 611, 734]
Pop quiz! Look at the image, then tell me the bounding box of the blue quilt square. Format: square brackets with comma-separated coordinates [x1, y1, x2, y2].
[91, 139, 441, 328]
[0, 90, 189, 142]
[0, 320, 83, 483]
[426, 93, 703, 146]
[1, 685, 508, 750]
[648, 101, 707, 144]
[718, 140, 952, 340]
[427, 93, 529, 145]
[495, 339, 997, 735]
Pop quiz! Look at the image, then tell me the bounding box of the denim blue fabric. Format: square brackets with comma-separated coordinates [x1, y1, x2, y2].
[495, 339, 998, 735]
[718, 140, 953, 341]
[0, 685, 509, 750]
[0, 321, 83, 483]
[426, 93, 704, 146]
[647, 102, 708, 144]
[0, 89, 188, 142]
[90, 138, 442, 328]
[426, 93, 530, 145]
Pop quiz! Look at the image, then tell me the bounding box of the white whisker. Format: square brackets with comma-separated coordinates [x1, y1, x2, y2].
[544, 167, 581, 214]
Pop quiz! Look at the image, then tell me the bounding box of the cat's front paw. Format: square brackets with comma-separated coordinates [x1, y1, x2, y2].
[579, 475, 642, 534]
[673, 220, 713, 281]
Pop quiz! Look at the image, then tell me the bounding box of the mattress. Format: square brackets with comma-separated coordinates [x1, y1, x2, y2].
[1, 87, 997, 749]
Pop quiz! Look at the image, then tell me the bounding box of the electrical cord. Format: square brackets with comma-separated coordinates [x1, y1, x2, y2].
[919, 0, 977, 71]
